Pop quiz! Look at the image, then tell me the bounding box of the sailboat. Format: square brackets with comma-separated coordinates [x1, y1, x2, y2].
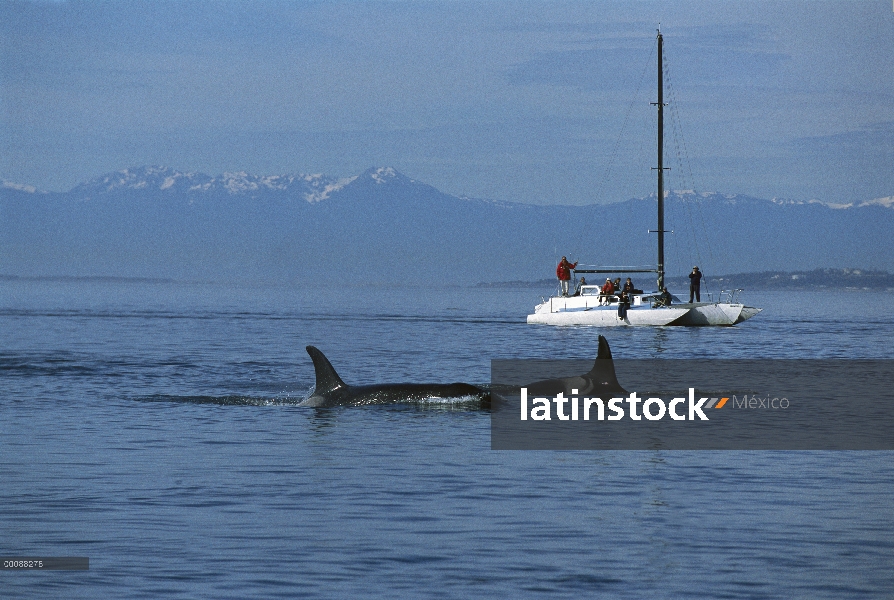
[527, 30, 761, 327]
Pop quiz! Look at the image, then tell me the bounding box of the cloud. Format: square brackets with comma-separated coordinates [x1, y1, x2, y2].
[790, 121, 894, 154]
[504, 25, 788, 91]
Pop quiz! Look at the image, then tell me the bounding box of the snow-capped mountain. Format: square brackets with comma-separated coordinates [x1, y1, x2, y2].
[6, 166, 891, 211]
[1, 167, 892, 284]
[67, 165, 364, 203]
[59, 165, 434, 205]
[650, 189, 894, 211]
[1, 179, 42, 194]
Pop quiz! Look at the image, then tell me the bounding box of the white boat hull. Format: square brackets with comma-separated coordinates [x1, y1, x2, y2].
[670, 302, 763, 326]
[734, 306, 762, 324]
[526, 296, 690, 326]
[525, 293, 761, 327]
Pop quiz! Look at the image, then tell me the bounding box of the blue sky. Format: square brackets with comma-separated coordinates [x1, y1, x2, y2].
[1, 0, 892, 204]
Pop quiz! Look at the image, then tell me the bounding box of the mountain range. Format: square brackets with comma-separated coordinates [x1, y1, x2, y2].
[2, 166, 892, 286]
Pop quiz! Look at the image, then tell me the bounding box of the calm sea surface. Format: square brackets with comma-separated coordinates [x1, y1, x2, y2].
[2, 280, 892, 598]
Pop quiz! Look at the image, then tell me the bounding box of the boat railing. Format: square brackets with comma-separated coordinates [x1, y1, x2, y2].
[550, 285, 608, 298]
[719, 289, 744, 304]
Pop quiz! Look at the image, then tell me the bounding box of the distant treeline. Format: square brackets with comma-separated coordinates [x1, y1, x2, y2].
[476, 269, 894, 291]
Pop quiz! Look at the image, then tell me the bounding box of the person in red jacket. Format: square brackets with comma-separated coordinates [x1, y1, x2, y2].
[599, 278, 615, 305]
[556, 256, 577, 296]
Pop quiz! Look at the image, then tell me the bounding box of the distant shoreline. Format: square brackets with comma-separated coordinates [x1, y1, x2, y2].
[3, 269, 893, 291]
[0, 274, 177, 284]
[475, 268, 894, 291]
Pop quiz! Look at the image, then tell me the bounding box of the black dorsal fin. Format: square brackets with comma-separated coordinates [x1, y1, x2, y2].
[587, 335, 625, 391]
[306, 346, 348, 393]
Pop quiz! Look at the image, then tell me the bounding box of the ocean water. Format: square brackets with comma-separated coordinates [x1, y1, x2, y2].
[1, 280, 892, 598]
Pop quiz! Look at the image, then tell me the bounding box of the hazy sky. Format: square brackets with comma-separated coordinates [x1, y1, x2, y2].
[2, 1, 892, 204]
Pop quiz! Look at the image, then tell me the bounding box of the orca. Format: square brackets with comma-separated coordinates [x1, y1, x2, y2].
[491, 335, 627, 400]
[299, 346, 489, 408]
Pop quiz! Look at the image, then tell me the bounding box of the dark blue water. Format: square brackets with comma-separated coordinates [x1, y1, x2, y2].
[2, 280, 892, 598]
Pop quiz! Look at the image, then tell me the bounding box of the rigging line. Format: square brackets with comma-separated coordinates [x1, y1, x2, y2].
[574, 40, 655, 262]
[600, 42, 656, 199]
[664, 164, 684, 291]
[669, 73, 718, 275]
[662, 138, 688, 293]
[669, 104, 704, 278]
[663, 50, 703, 271]
[665, 50, 720, 276]
[675, 86, 723, 294]
[664, 44, 726, 297]
[672, 119, 702, 270]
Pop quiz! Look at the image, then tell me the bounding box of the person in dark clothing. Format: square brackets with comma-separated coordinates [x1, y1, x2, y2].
[622, 277, 642, 295]
[617, 291, 630, 321]
[689, 266, 702, 303]
[656, 287, 673, 307]
[572, 277, 587, 297]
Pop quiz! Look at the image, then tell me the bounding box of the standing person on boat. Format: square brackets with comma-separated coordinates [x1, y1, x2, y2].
[556, 257, 578, 297]
[689, 267, 703, 303]
[617, 291, 630, 321]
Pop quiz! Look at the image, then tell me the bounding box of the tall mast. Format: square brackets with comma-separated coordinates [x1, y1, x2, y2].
[655, 29, 665, 291]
